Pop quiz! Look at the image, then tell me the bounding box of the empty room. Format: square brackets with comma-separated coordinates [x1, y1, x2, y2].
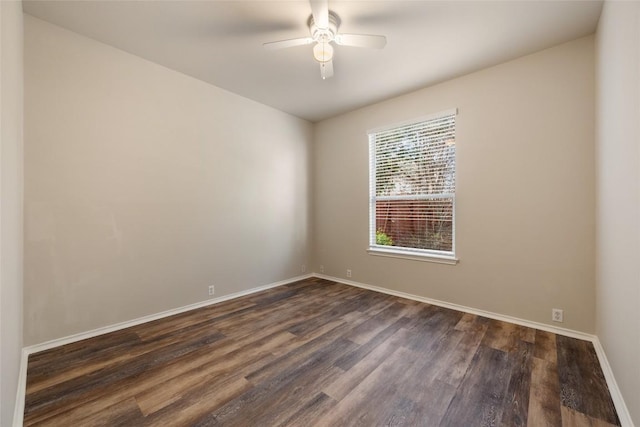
[1, 0, 639, 425]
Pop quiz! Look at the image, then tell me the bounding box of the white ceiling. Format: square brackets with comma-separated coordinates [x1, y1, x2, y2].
[23, 0, 602, 122]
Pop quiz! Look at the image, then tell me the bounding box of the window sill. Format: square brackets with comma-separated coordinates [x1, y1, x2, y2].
[367, 247, 459, 265]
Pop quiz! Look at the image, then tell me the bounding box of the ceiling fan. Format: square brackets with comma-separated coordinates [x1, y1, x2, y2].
[263, 0, 387, 80]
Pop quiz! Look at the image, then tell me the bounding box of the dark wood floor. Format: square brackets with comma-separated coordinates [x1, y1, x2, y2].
[24, 278, 620, 426]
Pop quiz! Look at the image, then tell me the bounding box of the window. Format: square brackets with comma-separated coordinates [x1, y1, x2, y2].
[368, 109, 457, 263]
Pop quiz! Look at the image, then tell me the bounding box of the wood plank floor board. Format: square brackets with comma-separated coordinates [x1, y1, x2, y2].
[561, 406, 620, 427]
[521, 326, 537, 344]
[439, 344, 513, 426]
[275, 392, 337, 427]
[454, 312, 477, 332]
[388, 325, 465, 425]
[333, 315, 410, 371]
[342, 301, 411, 345]
[402, 305, 464, 354]
[25, 328, 227, 417]
[77, 397, 146, 427]
[271, 317, 346, 358]
[482, 318, 523, 353]
[26, 318, 226, 396]
[314, 346, 423, 426]
[435, 318, 489, 387]
[211, 296, 317, 335]
[193, 338, 358, 426]
[243, 321, 364, 385]
[284, 299, 374, 337]
[528, 357, 562, 427]
[238, 366, 345, 427]
[323, 327, 411, 401]
[534, 329, 558, 364]
[142, 374, 253, 427]
[24, 278, 621, 426]
[500, 341, 534, 427]
[24, 330, 271, 425]
[377, 395, 420, 426]
[403, 379, 459, 427]
[235, 339, 355, 424]
[135, 330, 291, 421]
[418, 326, 466, 374]
[26, 330, 142, 378]
[134, 331, 295, 416]
[24, 318, 290, 424]
[131, 300, 257, 342]
[556, 335, 620, 425]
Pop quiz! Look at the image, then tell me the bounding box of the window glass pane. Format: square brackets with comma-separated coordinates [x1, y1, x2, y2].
[375, 116, 455, 197]
[375, 198, 453, 252]
[370, 110, 456, 255]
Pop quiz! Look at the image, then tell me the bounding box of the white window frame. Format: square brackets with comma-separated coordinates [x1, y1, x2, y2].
[367, 108, 459, 265]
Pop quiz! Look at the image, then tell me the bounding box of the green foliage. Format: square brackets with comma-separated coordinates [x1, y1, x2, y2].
[376, 230, 394, 246]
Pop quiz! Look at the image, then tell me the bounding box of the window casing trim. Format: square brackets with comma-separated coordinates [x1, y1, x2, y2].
[367, 246, 459, 265]
[367, 108, 458, 135]
[368, 108, 458, 262]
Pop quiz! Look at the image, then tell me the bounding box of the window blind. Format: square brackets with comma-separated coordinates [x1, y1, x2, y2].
[369, 110, 456, 255]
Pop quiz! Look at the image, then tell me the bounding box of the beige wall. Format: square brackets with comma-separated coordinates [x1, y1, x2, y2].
[595, 1, 640, 424]
[24, 16, 313, 345]
[1, 1, 24, 425]
[314, 36, 596, 333]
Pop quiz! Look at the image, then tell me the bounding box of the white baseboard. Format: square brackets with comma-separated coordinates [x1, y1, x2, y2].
[313, 273, 594, 340]
[313, 273, 635, 427]
[12, 348, 28, 427]
[13, 273, 311, 426]
[24, 274, 311, 355]
[592, 338, 635, 427]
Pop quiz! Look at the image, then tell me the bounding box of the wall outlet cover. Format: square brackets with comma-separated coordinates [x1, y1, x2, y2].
[552, 308, 563, 322]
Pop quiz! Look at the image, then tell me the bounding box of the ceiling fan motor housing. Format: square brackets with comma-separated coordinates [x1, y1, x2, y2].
[308, 11, 339, 43]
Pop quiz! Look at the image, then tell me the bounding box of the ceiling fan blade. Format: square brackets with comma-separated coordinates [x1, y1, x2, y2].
[310, 0, 329, 28]
[320, 60, 333, 80]
[335, 34, 387, 49]
[263, 37, 314, 50]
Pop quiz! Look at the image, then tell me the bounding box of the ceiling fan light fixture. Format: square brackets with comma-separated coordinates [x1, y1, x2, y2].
[313, 41, 333, 63]
[263, 2, 386, 79]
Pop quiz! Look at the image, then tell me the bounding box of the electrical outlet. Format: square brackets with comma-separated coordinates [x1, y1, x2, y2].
[208, 285, 215, 296]
[320, 265, 324, 273]
[346, 269, 352, 278]
[552, 308, 563, 323]
[301, 264, 306, 273]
